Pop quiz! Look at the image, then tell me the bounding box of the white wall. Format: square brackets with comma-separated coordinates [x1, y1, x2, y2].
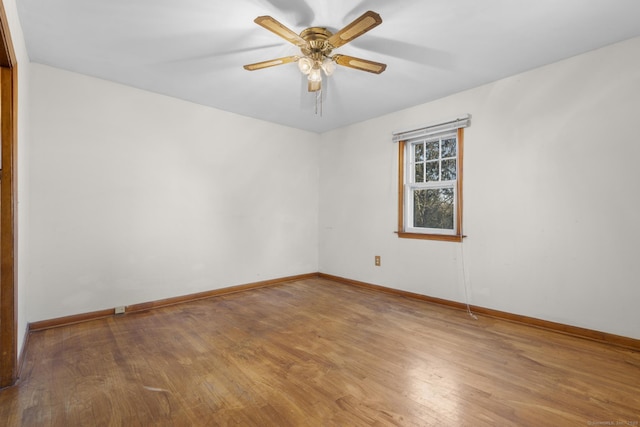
[23, 33, 640, 341]
[3, 0, 31, 358]
[319, 36, 640, 339]
[27, 64, 319, 321]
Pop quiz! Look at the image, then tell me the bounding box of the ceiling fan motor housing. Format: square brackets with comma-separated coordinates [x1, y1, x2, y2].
[300, 27, 334, 61]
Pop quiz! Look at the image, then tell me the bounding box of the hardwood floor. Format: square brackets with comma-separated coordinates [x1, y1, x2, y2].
[1, 278, 639, 426]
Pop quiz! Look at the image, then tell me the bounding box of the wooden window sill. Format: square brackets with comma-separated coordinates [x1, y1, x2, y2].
[397, 232, 463, 242]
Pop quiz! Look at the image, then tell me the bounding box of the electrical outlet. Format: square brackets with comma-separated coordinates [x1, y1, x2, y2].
[375, 255, 381, 266]
[115, 306, 126, 315]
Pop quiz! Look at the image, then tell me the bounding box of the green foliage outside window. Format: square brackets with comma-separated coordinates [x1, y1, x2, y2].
[413, 188, 454, 230]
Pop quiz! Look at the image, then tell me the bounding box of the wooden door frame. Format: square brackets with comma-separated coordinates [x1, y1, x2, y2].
[0, 0, 18, 388]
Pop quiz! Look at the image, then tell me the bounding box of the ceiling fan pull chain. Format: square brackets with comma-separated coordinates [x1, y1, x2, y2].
[315, 88, 323, 116]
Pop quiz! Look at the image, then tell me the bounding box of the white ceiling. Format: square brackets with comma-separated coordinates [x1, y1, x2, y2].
[16, 0, 640, 133]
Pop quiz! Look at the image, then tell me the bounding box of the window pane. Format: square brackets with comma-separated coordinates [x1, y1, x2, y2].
[414, 143, 424, 162]
[413, 188, 454, 230]
[441, 159, 457, 181]
[414, 163, 424, 183]
[425, 140, 439, 160]
[442, 138, 457, 158]
[425, 161, 439, 181]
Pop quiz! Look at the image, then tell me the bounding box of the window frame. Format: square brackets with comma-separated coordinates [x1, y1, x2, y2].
[397, 127, 464, 242]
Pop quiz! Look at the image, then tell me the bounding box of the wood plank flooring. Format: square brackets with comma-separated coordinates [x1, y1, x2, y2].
[1, 278, 639, 426]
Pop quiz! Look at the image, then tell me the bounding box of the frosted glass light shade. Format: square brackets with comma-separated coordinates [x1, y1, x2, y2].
[298, 57, 313, 74]
[321, 58, 336, 76]
[308, 66, 322, 82]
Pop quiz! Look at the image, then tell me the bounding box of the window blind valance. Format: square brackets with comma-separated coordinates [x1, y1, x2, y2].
[392, 114, 471, 143]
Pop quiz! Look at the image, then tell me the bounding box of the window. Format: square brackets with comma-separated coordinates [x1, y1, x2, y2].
[395, 116, 469, 242]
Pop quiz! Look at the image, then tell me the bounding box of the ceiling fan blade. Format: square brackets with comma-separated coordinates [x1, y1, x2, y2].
[243, 55, 298, 71]
[254, 16, 308, 48]
[327, 10, 382, 49]
[333, 54, 386, 74]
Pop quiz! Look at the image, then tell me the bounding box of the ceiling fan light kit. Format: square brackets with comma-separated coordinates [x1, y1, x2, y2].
[244, 11, 386, 96]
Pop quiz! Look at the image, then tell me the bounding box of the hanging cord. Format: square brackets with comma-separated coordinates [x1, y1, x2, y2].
[314, 88, 323, 116]
[460, 235, 478, 320]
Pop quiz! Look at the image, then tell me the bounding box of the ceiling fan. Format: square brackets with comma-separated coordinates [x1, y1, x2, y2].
[243, 11, 387, 93]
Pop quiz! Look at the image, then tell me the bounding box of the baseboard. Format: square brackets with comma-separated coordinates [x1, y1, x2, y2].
[28, 308, 115, 332]
[26, 271, 640, 352]
[318, 273, 640, 352]
[28, 273, 318, 332]
[125, 273, 317, 313]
